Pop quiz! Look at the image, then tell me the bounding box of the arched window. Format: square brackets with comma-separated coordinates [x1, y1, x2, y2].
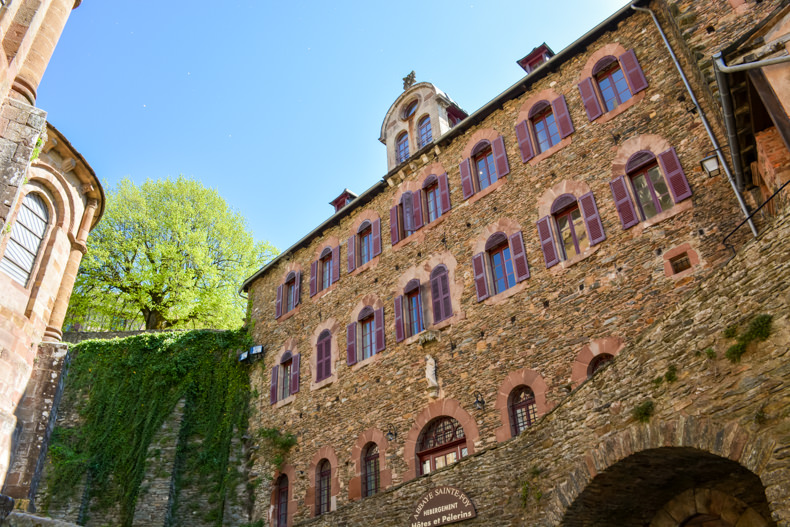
[402, 100, 418, 119]
[552, 193, 589, 260]
[320, 247, 333, 291]
[359, 307, 375, 360]
[418, 116, 432, 147]
[421, 173, 451, 224]
[347, 305, 384, 366]
[509, 386, 538, 436]
[347, 217, 382, 272]
[530, 101, 560, 153]
[362, 443, 380, 497]
[270, 350, 300, 404]
[593, 56, 632, 112]
[274, 474, 288, 527]
[315, 330, 332, 382]
[472, 141, 496, 191]
[276, 271, 301, 318]
[417, 417, 467, 475]
[588, 353, 613, 377]
[310, 245, 339, 297]
[395, 279, 423, 342]
[358, 221, 373, 265]
[396, 132, 409, 163]
[1, 192, 49, 286]
[537, 192, 605, 268]
[472, 231, 530, 301]
[430, 265, 452, 324]
[316, 459, 331, 516]
[610, 148, 692, 230]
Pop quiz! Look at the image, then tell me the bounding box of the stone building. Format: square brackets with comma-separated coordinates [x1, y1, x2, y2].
[241, 1, 790, 526]
[0, 0, 103, 508]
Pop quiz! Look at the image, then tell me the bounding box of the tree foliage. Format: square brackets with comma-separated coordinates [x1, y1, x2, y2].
[68, 177, 276, 330]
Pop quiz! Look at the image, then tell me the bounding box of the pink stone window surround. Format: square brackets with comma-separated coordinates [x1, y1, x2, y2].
[493, 368, 550, 443]
[417, 417, 468, 475]
[578, 48, 648, 122]
[472, 230, 530, 302]
[530, 102, 561, 153]
[275, 270, 301, 319]
[594, 57, 633, 112]
[459, 132, 510, 202]
[310, 242, 340, 298]
[348, 215, 382, 274]
[316, 459, 331, 516]
[349, 429, 392, 500]
[270, 464, 296, 527]
[391, 175, 450, 247]
[515, 92, 574, 165]
[347, 303, 385, 366]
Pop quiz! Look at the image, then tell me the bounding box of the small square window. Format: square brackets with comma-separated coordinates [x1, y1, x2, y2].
[669, 253, 692, 274]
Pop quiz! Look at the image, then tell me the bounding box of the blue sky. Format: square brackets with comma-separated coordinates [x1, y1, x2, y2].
[38, 0, 627, 252]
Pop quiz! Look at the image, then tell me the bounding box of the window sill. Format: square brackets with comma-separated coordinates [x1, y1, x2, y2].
[350, 352, 381, 371]
[528, 136, 572, 166]
[391, 214, 448, 253]
[311, 373, 337, 391]
[631, 199, 693, 236]
[350, 255, 380, 277]
[483, 280, 528, 306]
[596, 91, 645, 125]
[548, 244, 601, 274]
[466, 177, 507, 206]
[429, 311, 465, 331]
[273, 394, 296, 409]
[312, 282, 337, 301]
[277, 304, 301, 323]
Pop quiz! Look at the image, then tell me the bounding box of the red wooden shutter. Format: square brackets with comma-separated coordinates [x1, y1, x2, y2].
[609, 176, 640, 229]
[492, 135, 510, 177]
[658, 147, 692, 202]
[579, 192, 606, 246]
[430, 271, 443, 323]
[440, 271, 452, 320]
[413, 190, 424, 230]
[374, 307, 385, 352]
[438, 173, 451, 214]
[332, 245, 340, 283]
[389, 206, 399, 245]
[515, 120, 534, 163]
[322, 339, 332, 380]
[372, 219, 382, 257]
[310, 261, 318, 296]
[459, 158, 475, 199]
[509, 231, 530, 282]
[551, 95, 574, 138]
[275, 285, 283, 318]
[290, 353, 300, 395]
[270, 366, 278, 405]
[620, 49, 648, 94]
[472, 252, 490, 302]
[347, 322, 357, 365]
[537, 216, 560, 268]
[578, 77, 603, 121]
[347, 235, 356, 273]
[293, 271, 301, 306]
[315, 340, 325, 381]
[394, 295, 404, 342]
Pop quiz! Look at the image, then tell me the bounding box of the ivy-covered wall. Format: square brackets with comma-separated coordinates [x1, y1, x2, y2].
[35, 330, 256, 527]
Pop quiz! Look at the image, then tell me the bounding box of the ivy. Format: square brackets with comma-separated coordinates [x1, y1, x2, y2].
[258, 427, 297, 472]
[44, 329, 252, 526]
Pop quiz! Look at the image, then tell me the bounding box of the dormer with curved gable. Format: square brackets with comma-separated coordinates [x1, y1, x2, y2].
[380, 82, 467, 172]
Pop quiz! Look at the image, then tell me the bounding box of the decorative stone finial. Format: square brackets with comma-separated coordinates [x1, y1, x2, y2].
[403, 71, 416, 90]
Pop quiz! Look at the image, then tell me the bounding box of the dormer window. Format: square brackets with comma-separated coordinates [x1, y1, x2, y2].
[402, 100, 418, 119]
[396, 132, 409, 163]
[418, 116, 432, 148]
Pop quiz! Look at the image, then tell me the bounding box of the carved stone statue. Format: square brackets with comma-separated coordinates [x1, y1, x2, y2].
[403, 70, 416, 90]
[425, 355, 438, 392]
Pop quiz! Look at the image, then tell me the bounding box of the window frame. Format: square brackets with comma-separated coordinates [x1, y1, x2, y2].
[417, 417, 467, 475]
[275, 474, 289, 527]
[424, 182, 440, 223]
[628, 162, 674, 221]
[315, 330, 332, 383]
[359, 224, 372, 266]
[417, 115, 432, 148]
[530, 102, 561, 154]
[362, 443, 380, 498]
[472, 142, 497, 192]
[553, 201, 589, 260]
[0, 192, 51, 288]
[359, 312, 374, 361]
[594, 58, 633, 112]
[509, 386, 538, 436]
[405, 281, 423, 337]
[316, 459, 331, 516]
[488, 239, 515, 295]
[279, 356, 292, 401]
[588, 353, 614, 377]
[396, 131, 409, 164]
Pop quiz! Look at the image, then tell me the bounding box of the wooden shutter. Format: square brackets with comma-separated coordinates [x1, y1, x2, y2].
[394, 295, 405, 342]
[374, 307, 385, 352]
[459, 158, 475, 199]
[472, 252, 490, 302]
[537, 216, 560, 268]
[270, 366, 278, 405]
[293, 271, 301, 306]
[322, 339, 332, 380]
[389, 206, 400, 245]
[310, 261, 318, 296]
[347, 235, 356, 273]
[509, 231, 531, 282]
[578, 77, 603, 121]
[332, 245, 340, 283]
[290, 354, 300, 395]
[440, 271, 452, 320]
[620, 49, 648, 94]
[492, 135, 510, 178]
[515, 120, 534, 163]
[579, 192, 606, 246]
[275, 285, 283, 318]
[430, 271, 443, 323]
[658, 147, 692, 202]
[315, 339, 325, 381]
[413, 190, 424, 230]
[609, 176, 640, 229]
[438, 173, 451, 214]
[346, 322, 357, 366]
[402, 193, 414, 234]
[372, 219, 382, 257]
[552, 95, 574, 138]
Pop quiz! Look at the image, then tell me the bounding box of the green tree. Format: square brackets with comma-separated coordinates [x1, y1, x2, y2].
[67, 177, 277, 330]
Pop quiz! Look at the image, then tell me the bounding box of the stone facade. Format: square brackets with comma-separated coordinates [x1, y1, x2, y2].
[241, 1, 790, 526]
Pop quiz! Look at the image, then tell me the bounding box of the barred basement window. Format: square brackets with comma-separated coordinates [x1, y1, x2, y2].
[362, 443, 380, 497]
[316, 459, 331, 516]
[669, 253, 692, 274]
[588, 353, 614, 377]
[274, 474, 288, 527]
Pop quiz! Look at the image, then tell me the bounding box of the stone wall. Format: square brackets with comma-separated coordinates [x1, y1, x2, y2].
[268, 188, 790, 526]
[244, 2, 765, 524]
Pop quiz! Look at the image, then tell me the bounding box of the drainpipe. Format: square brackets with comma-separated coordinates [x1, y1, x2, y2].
[630, 4, 758, 237]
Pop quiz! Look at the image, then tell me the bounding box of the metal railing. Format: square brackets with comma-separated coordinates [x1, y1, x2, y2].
[722, 179, 790, 259]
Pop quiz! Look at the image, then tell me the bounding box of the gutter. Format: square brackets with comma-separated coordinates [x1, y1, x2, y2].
[631, 4, 758, 237]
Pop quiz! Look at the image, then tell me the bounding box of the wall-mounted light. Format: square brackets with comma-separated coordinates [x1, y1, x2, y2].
[237, 350, 249, 363]
[385, 424, 397, 441]
[473, 391, 485, 410]
[701, 154, 721, 177]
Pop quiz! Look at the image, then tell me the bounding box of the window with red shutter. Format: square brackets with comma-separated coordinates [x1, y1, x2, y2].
[347, 322, 357, 366]
[509, 232, 530, 282]
[529, 101, 560, 154]
[331, 245, 340, 283]
[394, 295, 405, 343]
[316, 330, 332, 382]
[472, 142, 497, 191]
[581, 49, 648, 122]
[371, 219, 382, 257]
[487, 234, 516, 294]
[430, 265, 453, 323]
